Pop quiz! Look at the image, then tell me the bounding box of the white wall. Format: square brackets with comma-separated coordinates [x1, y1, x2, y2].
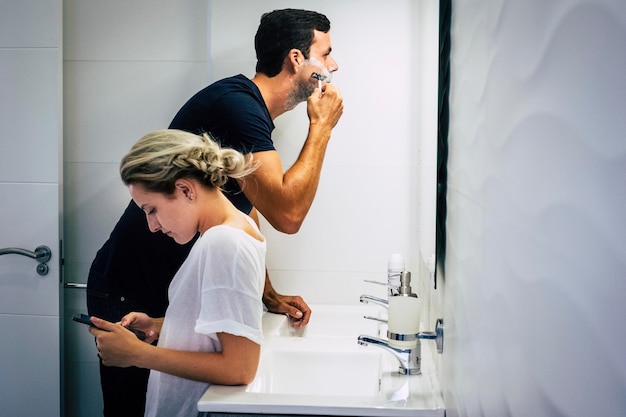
[441, 0, 626, 415]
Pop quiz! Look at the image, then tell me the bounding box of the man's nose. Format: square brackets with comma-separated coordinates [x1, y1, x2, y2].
[328, 56, 339, 72]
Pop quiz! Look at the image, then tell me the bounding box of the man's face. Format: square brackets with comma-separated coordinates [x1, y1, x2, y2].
[307, 29, 339, 77]
[285, 30, 339, 110]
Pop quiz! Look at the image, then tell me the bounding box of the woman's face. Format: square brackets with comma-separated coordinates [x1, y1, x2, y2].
[129, 182, 197, 244]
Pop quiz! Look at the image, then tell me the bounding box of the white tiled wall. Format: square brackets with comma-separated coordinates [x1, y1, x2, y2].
[441, 0, 626, 415]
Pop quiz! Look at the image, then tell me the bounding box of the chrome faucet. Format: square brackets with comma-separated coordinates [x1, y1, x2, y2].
[359, 294, 388, 309]
[358, 319, 444, 375]
[359, 294, 389, 324]
[357, 334, 422, 375]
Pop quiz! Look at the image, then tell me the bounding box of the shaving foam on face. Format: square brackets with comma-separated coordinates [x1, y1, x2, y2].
[311, 72, 324, 91]
[306, 57, 332, 85]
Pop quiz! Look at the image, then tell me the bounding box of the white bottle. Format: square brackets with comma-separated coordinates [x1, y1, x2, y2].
[387, 253, 405, 295]
[387, 271, 422, 350]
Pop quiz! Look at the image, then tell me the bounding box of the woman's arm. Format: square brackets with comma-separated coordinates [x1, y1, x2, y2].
[140, 332, 259, 385]
[90, 317, 260, 385]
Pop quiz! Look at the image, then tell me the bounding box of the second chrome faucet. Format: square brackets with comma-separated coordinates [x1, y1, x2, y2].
[358, 270, 443, 375]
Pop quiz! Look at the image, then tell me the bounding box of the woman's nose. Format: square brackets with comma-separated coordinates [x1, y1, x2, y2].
[146, 216, 160, 233]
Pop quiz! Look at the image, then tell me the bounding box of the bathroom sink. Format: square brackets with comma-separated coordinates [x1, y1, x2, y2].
[199, 304, 444, 416]
[264, 303, 383, 338]
[247, 346, 382, 396]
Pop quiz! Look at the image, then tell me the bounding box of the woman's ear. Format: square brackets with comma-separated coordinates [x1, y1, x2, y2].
[175, 179, 195, 201]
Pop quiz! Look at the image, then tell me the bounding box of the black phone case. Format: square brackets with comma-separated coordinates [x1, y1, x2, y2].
[72, 313, 146, 341]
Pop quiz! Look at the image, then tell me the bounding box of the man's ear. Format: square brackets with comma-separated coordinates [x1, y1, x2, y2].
[287, 48, 303, 71]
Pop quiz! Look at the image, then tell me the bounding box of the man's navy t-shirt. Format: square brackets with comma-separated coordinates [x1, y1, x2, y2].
[169, 74, 276, 214]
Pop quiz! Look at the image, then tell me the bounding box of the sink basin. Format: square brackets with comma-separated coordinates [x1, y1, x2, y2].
[248, 346, 382, 396]
[264, 303, 383, 338]
[199, 304, 444, 416]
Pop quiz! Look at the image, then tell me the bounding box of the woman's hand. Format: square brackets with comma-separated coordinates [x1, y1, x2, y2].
[119, 312, 161, 344]
[89, 316, 149, 367]
[90, 317, 260, 385]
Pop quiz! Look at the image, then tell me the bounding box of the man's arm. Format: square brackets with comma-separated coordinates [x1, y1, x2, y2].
[248, 208, 311, 326]
[239, 84, 343, 234]
[262, 269, 311, 327]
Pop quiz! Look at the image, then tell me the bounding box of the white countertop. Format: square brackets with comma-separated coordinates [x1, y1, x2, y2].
[198, 304, 445, 416]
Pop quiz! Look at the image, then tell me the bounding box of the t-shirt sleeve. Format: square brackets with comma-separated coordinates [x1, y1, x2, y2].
[210, 92, 275, 155]
[193, 227, 264, 345]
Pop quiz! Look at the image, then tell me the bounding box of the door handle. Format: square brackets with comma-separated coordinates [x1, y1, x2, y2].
[0, 245, 52, 275]
[64, 282, 87, 289]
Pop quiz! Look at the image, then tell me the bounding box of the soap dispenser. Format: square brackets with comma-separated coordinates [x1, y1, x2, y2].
[387, 271, 422, 350]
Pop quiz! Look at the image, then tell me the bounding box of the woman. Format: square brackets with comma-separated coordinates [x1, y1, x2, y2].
[89, 129, 265, 417]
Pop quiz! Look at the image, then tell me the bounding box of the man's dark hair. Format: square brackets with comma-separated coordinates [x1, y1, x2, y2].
[255, 9, 331, 77]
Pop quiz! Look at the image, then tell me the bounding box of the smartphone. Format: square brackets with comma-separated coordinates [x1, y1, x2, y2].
[72, 313, 146, 341]
[72, 313, 94, 326]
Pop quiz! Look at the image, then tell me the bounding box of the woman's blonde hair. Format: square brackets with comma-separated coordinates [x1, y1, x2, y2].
[120, 129, 257, 195]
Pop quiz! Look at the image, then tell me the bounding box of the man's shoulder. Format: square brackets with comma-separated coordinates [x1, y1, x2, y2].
[197, 75, 259, 106]
[212, 74, 255, 92]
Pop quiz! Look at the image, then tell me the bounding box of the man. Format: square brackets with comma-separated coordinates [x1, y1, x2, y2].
[87, 8, 343, 417]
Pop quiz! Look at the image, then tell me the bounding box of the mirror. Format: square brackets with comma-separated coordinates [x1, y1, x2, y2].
[435, 0, 451, 287]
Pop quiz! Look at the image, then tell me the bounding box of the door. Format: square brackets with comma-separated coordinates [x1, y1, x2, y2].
[0, 1, 62, 416]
